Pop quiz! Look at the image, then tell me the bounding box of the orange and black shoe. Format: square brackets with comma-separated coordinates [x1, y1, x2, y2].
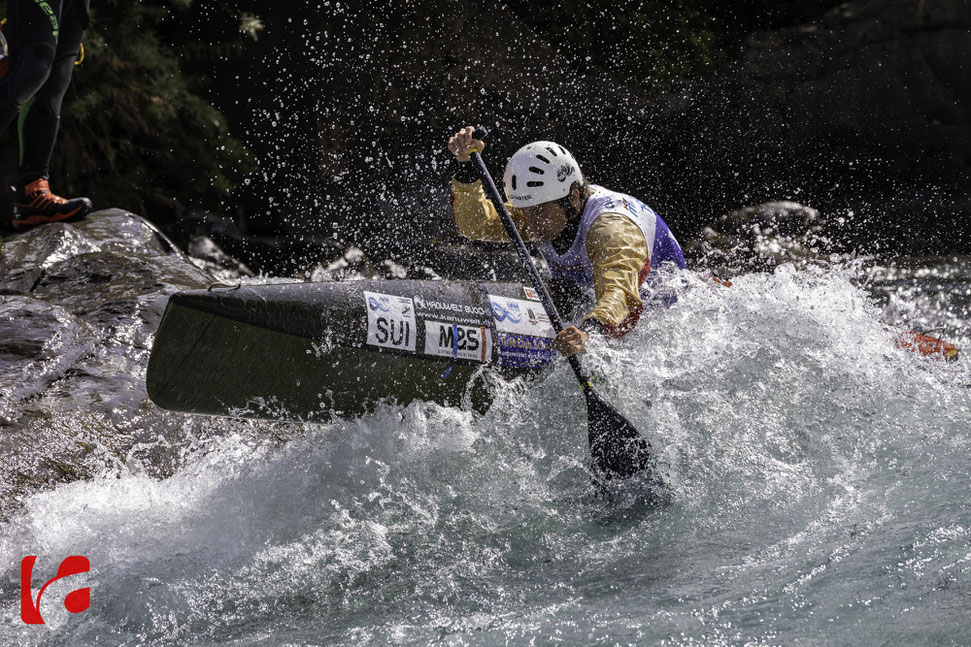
[12, 178, 93, 230]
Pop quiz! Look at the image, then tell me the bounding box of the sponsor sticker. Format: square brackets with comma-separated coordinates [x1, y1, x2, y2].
[522, 286, 540, 301]
[489, 295, 554, 338]
[424, 320, 492, 363]
[413, 294, 490, 327]
[495, 332, 555, 368]
[365, 291, 416, 352]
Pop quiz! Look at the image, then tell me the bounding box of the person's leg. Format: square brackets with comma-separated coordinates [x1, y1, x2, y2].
[0, 0, 62, 134]
[18, 0, 85, 186]
[11, 0, 91, 230]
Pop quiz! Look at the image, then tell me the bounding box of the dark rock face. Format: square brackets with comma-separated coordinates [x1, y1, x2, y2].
[651, 0, 970, 255]
[202, 1, 682, 271]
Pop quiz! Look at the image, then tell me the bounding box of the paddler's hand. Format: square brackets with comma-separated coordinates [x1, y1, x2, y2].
[448, 125, 486, 163]
[552, 325, 589, 357]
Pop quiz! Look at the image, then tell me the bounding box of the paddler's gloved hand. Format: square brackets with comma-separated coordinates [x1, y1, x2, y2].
[553, 318, 605, 357]
[448, 125, 486, 163]
[552, 326, 588, 357]
[550, 319, 598, 357]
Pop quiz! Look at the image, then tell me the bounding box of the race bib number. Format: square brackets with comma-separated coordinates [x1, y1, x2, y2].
[424, 320, 492, 362]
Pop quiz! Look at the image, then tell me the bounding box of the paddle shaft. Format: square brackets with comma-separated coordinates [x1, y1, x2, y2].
[468, 150, 589, 387]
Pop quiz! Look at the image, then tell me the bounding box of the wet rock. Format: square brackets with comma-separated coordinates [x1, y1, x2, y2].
[187, 235, 255, 282]
[299, 237, 537, 284]
[717, 201, 824, 239]
[176, 205, 344, 276]
[304, 247, 404, 282]
[0, 299, 94, 425]
[0, 209, 220, 518]
[687, 201, 836, 273]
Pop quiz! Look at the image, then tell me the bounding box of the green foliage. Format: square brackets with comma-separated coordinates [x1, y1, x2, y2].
[54, 0, 255, 219]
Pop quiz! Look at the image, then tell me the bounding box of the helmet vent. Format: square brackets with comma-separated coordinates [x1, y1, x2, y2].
[558, 145, 567, 156]
[535, 154, 550, 164]
[546, 146, 558, 157]
[511, 175, 517, 191]
[528, 166, 545, 175]
[526, 181, 544, 187]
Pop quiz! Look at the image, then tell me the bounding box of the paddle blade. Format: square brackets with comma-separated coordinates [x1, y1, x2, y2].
[585, 386, 654, 479]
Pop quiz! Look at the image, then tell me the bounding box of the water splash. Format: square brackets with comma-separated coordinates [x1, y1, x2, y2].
[2, 263, 969, 645]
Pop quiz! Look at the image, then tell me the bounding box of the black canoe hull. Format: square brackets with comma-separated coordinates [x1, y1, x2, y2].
[147, 279, 557, 421]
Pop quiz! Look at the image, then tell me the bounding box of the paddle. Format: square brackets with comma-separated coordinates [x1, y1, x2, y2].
[466, 140, 655, 480]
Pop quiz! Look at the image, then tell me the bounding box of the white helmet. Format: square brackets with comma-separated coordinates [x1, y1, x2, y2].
[502, 141, 583, 208]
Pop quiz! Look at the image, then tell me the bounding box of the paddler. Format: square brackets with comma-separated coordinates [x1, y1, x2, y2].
[447, 125, 686, 357]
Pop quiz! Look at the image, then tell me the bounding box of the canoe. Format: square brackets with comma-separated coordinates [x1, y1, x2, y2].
[147, 279, 558, 421]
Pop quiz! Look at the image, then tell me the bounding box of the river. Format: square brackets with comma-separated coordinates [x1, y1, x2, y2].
[2, 239, 969, 645]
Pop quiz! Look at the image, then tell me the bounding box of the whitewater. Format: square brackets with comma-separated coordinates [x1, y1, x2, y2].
[2, 260, 969, 646]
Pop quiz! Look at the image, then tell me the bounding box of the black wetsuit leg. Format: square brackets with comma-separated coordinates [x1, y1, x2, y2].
[0, 0, 64, 133]
[16, 0, 89, 187]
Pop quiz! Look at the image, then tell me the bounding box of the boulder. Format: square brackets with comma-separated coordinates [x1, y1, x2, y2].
[0, 210, 231, 518]
[686, 201, 835, 272]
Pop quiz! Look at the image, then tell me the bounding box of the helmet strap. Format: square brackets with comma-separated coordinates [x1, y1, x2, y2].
[552, 186, 584, 254]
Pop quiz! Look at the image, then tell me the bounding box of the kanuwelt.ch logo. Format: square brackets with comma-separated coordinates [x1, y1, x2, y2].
[20, 555, 91, 625]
